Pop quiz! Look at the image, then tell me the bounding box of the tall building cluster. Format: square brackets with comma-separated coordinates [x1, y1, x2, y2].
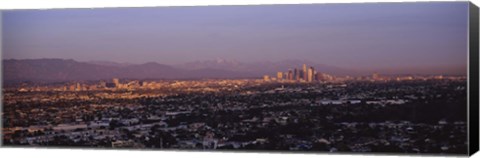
[266, 64, 325, 82]
[106, 78, 142, 89]
[62, 78, 143, 91]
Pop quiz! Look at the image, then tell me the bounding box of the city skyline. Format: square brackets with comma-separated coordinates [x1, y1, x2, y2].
[2, 2, 469, 73]
[2, 58, 467, 85]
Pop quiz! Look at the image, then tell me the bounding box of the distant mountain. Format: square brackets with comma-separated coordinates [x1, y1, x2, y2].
[179, 59, 362, 76]
[3, 58, 361, 84]
[86, 60, 132, 67]
[181, 58, 246, 70]
[3, 59, 118, 83]
[3, 58, 462, 84]
[2, 59, 253, 84]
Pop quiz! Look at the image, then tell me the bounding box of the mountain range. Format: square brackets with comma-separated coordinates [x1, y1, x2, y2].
[3, 58, 357, 84]
[2, 58, 464, 84]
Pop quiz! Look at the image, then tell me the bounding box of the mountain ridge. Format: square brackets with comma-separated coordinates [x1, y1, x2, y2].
[2, 59, 258, 83]
[3, 58, 464, 84]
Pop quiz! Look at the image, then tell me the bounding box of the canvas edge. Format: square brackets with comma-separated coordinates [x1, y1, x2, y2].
[468, 1, 480, 156]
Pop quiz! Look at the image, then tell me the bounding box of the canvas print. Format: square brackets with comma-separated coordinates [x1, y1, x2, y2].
[1, 2, 472, 155]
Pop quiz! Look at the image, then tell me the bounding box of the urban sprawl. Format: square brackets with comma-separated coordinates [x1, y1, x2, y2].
[2, 64, 468, 154]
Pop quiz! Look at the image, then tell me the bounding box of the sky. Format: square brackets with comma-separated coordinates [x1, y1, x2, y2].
[1, 2, 469, 71]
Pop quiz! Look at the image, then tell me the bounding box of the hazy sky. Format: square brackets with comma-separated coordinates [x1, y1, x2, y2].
[2, 2, 469, 70]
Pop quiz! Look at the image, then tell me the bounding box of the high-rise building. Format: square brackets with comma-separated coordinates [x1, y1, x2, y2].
[303, 64, 307, 81]
[113, 78, 120, 87]
[99, 80, 107, 88]
[263, 75, 270, 81]
[277, 72, 283, 81]
[285, 70, 291, 80]
[307, 67, 314, 82]
[294, 68, 299, 81]
[76, 83, 82, 91]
